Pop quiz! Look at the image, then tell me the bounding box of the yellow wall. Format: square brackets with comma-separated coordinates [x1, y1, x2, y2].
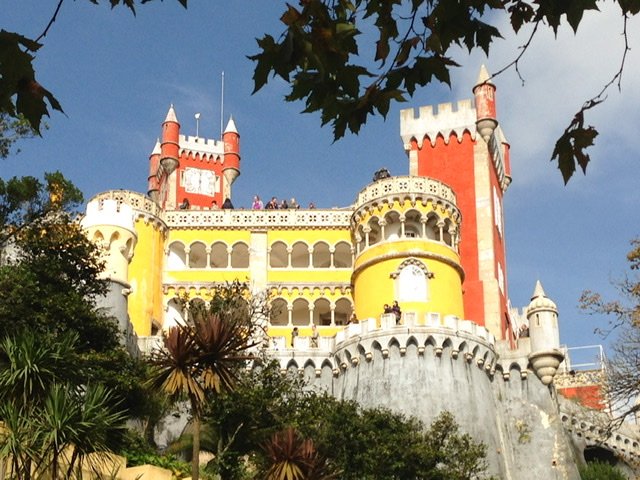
[128, 218, 165, 336]
[352, 239, 464, 323]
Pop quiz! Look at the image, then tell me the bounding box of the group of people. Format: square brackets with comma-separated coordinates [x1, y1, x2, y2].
[253, 195, 315, 210]
[179, 197, 234, 210]
[290, 325, 319, 348]
[178, 195, 316, 211]
[383, 301, 402, 324]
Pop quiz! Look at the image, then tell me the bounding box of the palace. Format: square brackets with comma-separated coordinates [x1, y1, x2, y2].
[80, 66, 639, 478]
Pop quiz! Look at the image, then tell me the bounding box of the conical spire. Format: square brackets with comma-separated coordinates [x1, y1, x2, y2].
[164, 104, 178, 123]
[224, 116, 238, 134]
[150, 139, 161, 156]
[531, 280, 546, 300]
[528, 280, 557, 313]
[475, 64, 492, 86]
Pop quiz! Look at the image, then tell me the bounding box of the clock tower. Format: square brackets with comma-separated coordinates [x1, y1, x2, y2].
[147, 106, 241, 210]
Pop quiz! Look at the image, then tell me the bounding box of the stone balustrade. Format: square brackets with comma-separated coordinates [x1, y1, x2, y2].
[164, 208, 352, 229]
[354, 175, 457, 206]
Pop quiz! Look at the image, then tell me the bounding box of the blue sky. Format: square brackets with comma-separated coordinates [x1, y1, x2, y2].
[3, 1, 639, 353]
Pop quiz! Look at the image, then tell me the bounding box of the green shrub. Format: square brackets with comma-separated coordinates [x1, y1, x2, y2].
[579, 461, 626, 480]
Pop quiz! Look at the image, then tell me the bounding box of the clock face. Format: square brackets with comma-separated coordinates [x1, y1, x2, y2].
[183, 168, 218, 197]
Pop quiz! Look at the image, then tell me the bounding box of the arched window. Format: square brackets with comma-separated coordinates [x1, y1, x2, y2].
[270, 298, 288, 326]
[92, 230, 104, 245]
[109, 231, 120, 248]
[189, 241, 207, 268]
[404, 209, 421, 239]
[392, 259, 430, 302]
[230, 242, 250, 268]
[443, 218, 453, 246]
[164, 298, 184, 330]
[210, 241, 228, 268]
[270, 241, 288, 268]
[367, 216, 381, 245]
[291, 242, 309, 268]
[356, 225, 366, 254]
[384, 211, 401, 240]
[334, 241, 352, 268]
[312, 242, 331, 268]
[167, 242, 186, 270]
[425, 214, 439, 240]
[291, 298, 310, 326]
[334, 297, 353, 326]
[313, 298, 331, 325]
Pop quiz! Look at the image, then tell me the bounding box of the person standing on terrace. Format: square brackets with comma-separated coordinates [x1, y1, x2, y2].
[252, 195, 263, 209]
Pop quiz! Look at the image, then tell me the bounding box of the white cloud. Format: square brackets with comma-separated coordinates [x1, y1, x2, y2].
[445, 3, 640, 186]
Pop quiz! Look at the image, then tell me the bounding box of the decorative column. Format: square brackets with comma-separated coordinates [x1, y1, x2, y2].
[205, 247, 211, 268]
[437, 220, 445, 242]
[378, 219, 386, 241]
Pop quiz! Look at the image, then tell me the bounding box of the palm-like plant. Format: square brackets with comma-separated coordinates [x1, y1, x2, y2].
[0, 331, 126, 480]
[260, 427, 338, 480]
[151, 305, 258, 480]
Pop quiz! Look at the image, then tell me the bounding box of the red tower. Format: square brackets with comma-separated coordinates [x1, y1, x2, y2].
[400, 66, 513, 341]
[149, 106, 241, 210]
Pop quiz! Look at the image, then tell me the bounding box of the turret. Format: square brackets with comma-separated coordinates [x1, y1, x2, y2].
[160, 105, 180, 175]
[473, 65, 498, 142]
[81, 198, 139, 352]
[527, 281, 564, 385]
[147, 139, 160, 202]
[350, 175, 463, 324]
[222, 117, 240, 201]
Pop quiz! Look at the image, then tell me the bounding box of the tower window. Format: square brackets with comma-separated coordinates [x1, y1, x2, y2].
[390, 259, 431, 303]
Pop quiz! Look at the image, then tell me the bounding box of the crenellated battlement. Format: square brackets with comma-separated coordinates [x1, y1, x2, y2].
[82, 198, 136, 232]
[90, 190, 163, 218]
[400, 99, 477, 149]
[178, 134, 225, 158]
[266, 314, 501, 376]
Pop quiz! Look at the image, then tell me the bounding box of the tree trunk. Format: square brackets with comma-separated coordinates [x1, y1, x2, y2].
[192, 414, 201, 480]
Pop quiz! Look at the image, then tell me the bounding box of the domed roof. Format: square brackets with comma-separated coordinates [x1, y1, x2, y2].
[527, 280, 558, 315]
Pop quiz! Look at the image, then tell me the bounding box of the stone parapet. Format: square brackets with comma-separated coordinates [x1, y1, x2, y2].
[164, 208, 352, 229]
[354, 175, 456, 208]
[89, 190, 163, 219]
[265, 314, 498, 375]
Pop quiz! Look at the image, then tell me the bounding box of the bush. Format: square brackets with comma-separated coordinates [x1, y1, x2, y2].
[579, 461, 626, 480]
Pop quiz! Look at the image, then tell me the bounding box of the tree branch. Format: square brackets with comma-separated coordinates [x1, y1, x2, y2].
[491, 20, 540, 85]
[36, 0, 66, 43]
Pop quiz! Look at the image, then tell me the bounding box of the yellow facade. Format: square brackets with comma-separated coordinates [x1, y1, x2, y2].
[128, 216, 166, 336]
[86, 173, 465, 347]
